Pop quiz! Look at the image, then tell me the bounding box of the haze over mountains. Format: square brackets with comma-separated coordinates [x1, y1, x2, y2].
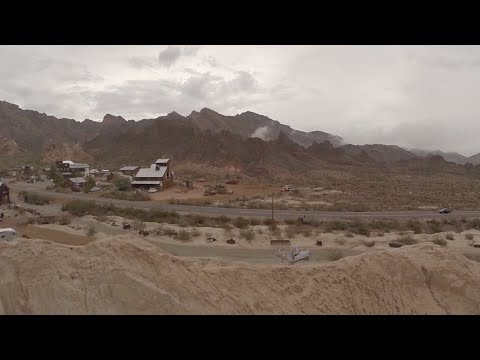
[2, 100, 480, 177]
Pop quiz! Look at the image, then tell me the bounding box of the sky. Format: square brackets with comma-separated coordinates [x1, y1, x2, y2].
[1, 45, 480, 155]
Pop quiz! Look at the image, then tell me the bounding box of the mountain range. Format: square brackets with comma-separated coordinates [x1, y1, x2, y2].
[2, 100, 480, 178]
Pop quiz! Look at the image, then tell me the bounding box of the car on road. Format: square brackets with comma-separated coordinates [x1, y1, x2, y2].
[438, 208, 452, 214]
[90, 186, 101, 192]
[148, 188, 158, 193]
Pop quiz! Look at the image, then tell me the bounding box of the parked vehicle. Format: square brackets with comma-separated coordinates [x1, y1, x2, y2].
[438, 208, 452, 214]
[148, 188, 158, 193]
[90, 186, 101, 192]
[0, 228, 17, 241]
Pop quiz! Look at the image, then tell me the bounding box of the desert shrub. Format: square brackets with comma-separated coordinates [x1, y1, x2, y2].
[431, 237, 447, 247]
[176, 230, 191, 241]
[407, 220, 423, 234]
[285, 226, 297, 239]
[327, 249, 345, 261]
[87, 224, 96, 236]
[94, 215, 108, 223]
[362, 240, 376, 247]
[445, 233, 455, 241]
[22, 192, 52, 205]
[334, 237, 346, 245]
[249, 218, 260, 226]
[62, 200, 99, 216]
[345, 231, 354, 238]
[301, 228, 312, 237]
[233, 217, 250, 229]
[263, 218, 275, 226]
[162, 228, 177, 236]
[269, 226, 282, 237]
[191, 228, 201, 237]
[57, 214, 72, 225]
[132, 221, 145, 231]
[397, 235, 418, 245]
[376, 231, 385, 237]
[354, 225, 370, 237]
[465, 233, 474, 241]
[112, 176, 131, 191]
[215, 215, 231, 223]
[256, 228, 264, 235]
[427, 220, 443, 234]
[324, 221, 348, 232]
[101, 190, 149, 201]
[468, 219, 480, 230]
[240, 229, 255, 242]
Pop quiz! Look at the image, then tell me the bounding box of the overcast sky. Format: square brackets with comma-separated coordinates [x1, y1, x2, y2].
[1, 45, 480, 155]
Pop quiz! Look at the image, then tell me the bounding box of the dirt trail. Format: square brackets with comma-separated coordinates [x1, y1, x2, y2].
[0, 237, 479, 314]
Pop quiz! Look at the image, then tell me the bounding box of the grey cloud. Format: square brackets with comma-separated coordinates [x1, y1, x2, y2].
[157, 45, 201, 67]
[127, 56, 157, 69]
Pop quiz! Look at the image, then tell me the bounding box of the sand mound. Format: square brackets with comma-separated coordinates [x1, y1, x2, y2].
[0, 237, 479, 314]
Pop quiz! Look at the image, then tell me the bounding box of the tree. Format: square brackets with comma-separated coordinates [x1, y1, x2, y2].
[113, 176, 131, 191]
[84, 177, 96, 192]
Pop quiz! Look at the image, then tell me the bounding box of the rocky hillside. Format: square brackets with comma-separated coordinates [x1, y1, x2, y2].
[5, 100, 480, 176]
[0, 238, 478, 314]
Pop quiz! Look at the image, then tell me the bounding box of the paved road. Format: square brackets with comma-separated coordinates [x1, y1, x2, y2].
[9, 182, 480, 220]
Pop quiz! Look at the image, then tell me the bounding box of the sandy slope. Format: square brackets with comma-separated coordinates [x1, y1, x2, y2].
[0, 237, 479, 315]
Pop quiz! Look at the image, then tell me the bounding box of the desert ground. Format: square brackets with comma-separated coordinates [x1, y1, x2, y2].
[1, 195, 480, 314]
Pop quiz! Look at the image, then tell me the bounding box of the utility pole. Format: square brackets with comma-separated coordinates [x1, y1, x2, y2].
[271, 192, 274, 224]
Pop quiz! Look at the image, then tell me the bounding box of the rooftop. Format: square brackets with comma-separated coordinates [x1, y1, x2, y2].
[131, 181, 162, 185]
[69, 177, 87, 184]
[155, 158, 170, 164]
[135, 164, 167, 178]
[119, 166, 140, 171]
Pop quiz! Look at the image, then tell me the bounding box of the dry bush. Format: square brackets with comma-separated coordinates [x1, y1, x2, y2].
[233, 217, 250, 229]
[301, 228, 312, 237]
[132, 221, 145, 231]
[285, 226, 297, 239]
[163, 228, 177, 236]
[249, 218, 260, 226]
[397, 235, 418, 245]
[176, 230, 192, 241]
[269, 226, 282, 237]
[345, 231, 354, 238]
[431, 236, 448, 247]
[407, 220, 423, 234]
[427, 220, 443, 234]
[361, 240, 376, 247]
[57, 214, 72, 225]
[191, 228, 201, 237]
[445, 233, 455, 241]
[256, 228, 264, 235]
[465, 233, 474, 241]
[240, 229, 255, 242]
[327, 249, 345, 261]
[87, 224, 96, 236]
[334, 237, 346, 245]
[375, 231, 385, 237]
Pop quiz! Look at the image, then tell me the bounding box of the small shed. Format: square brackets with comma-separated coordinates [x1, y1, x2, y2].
[66, 177, 87, 188]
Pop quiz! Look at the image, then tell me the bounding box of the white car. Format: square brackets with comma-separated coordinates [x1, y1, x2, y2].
[90, 187, 101, 192]
[148, 188, 158, 193]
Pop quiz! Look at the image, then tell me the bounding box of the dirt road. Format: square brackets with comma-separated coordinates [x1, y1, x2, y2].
[10, 182, 480, 220]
